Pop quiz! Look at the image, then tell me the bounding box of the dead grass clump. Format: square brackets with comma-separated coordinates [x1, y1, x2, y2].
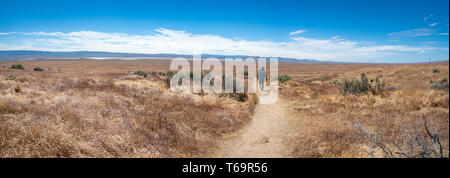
[355, 119, 449, 158]
[14, 85, 21, 93]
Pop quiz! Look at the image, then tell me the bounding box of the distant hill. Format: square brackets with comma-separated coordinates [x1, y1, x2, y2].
[0, 50, 329, 63]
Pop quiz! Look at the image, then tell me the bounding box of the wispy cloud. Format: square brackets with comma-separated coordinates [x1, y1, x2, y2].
[388, 28, 435, 37]
[289, 29, 306, 36]
[425, 41, 438, 44]
[424, 14, 433, 21]
[0, 28, 447, 61]
[436, 33, 449, 36]
[0, 33, 10, 35]
[429, 22, 438, 27]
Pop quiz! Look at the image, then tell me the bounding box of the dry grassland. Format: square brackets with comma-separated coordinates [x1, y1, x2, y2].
[0, 59, 256, 157]
[1, 59, 448, 158]
[279, 62, 449, 157]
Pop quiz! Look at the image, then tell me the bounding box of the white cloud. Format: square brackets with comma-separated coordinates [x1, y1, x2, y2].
[289, 29, 306, 36]
[429, 22, 438, 27]
[0, 28, 447, 61]
[388, 28, 434, 37]
[0, 33, 10, 35]
[389, 28, 450, 37]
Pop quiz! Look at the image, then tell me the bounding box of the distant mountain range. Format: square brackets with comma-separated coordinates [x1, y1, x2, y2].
[2, 50, 447, 64]
[0, 50, 333, 63]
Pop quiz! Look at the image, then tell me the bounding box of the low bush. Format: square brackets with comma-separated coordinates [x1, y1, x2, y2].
[10, 64, 24, 70]
[134, 71, 148, 78]
[164, 71, 176, 87]
[34, 67, 44, 71]
[432, 68, 440, 73]
[339, 73, 385, 95]
[278, 75, 291, 83]
[431, 78, 449, 90]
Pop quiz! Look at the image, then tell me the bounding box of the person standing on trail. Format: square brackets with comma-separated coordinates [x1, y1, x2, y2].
[258, 66, 266, 91]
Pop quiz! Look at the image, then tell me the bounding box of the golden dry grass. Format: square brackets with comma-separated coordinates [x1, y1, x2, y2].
[279, 62, 449, 158]
[1, 59, 448, 158]
[0, 59, 256, 158]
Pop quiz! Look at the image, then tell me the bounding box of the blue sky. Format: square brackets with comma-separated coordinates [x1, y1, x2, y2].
[0, 0, 448, 63]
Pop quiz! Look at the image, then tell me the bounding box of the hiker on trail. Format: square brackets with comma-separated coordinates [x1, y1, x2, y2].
[258, 66, 266, 91]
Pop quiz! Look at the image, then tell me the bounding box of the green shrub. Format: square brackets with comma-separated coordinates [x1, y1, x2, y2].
[278, 75, 291, 83]
[10, 64, 24, 70]
[431, 78, 449, 90]
[34, 67, 44, 71]
[432, 68, 440, 73]
[166, 71, 175, 78]
[164, 71, 176, 87]
[339, 73, 385, 95]
[134, 71, 148, 78]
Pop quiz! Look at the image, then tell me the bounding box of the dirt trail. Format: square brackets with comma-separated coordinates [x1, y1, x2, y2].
[216, 98, 292, 158]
